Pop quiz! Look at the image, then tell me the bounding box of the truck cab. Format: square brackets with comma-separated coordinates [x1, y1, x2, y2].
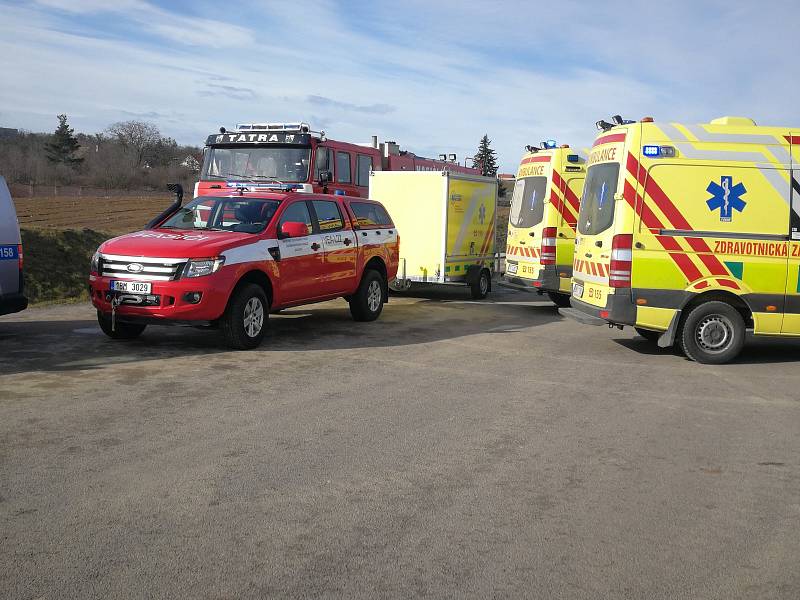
[504, 142, 586, 306]
[89, 187, 399, 349]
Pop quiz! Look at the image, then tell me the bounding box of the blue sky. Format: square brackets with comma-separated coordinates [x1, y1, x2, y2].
[0, 0, 798, 171]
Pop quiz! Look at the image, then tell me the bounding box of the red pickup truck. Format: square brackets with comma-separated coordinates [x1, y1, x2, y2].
[89, 186, 399, 349]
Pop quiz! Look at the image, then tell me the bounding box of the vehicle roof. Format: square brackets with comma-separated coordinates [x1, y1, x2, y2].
[197, 191, 383, 204]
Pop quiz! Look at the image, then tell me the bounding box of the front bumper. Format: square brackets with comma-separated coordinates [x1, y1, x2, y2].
[89, 274, 231, 322]
[0, 292, 28, 316]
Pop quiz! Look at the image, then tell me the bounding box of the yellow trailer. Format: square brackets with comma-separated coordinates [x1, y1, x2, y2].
[369, 170, 498, 298]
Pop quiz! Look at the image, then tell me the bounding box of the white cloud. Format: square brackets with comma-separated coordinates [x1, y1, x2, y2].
[2, 0, 799, 171]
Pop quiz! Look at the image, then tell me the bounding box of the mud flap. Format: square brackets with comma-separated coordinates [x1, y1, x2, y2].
[657, 310, 681, 348]
[111, 295, 121, 333]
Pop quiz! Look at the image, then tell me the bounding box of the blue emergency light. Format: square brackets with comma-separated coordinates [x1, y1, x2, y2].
[643, 145, 661, 157]
[566, 154, 580, 163]
[541, 139, 558, 149]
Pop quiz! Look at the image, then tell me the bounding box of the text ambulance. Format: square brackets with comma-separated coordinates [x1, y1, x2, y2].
[198, 122, 479, 198]
[562, 115, 800, 364]
[504, 141, 587, 306]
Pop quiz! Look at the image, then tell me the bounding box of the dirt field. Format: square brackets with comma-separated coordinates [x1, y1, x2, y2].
[14, 195, 173, 235]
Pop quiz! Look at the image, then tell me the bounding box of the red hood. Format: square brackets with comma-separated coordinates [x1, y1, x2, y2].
[100, 229, 263, 259]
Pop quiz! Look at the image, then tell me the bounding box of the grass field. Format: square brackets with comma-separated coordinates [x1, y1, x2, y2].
[15, 194, 173, 235]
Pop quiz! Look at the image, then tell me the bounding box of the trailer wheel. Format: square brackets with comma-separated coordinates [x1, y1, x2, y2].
[546, 291, 571, 308]
[220, 283, 268, 350]
[350, 270, 385, 322]
[97, 311, 146, 340]
[634, 327, 661, 343]
[470, 269, 490, 300]
[680, 301, 745, 364]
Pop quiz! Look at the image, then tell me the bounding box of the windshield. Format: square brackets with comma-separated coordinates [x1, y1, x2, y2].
[160, 197, 281, 234]
[509, 176, 548, 228]
[578, 163, 620, 235]
[202, 146, 311, 183]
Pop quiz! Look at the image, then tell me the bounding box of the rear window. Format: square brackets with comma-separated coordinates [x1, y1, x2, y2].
[578, 163, 620, 235]
[349, 202, 393, 228]
[509, 176, 547, 228]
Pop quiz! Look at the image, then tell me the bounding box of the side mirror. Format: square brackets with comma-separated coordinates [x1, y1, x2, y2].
[319, 170, 332, 185]
[279, 221, 308, 239]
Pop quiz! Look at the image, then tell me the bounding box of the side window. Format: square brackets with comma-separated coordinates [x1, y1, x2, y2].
[312, 200, 344, 232]
[336, 152, 352, 184]
[278, 201, 313, 236]
[356, 154, 372, 187]
[315, 147, 335, 179]
[349, 202, 393, 228]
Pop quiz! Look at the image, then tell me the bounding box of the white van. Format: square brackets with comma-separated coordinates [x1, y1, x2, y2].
[0, 176, 27, 315]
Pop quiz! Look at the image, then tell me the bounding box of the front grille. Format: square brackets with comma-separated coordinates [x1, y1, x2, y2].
[100, 254, 187, 281]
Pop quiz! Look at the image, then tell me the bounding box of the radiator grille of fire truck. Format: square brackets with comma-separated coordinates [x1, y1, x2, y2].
[99, 254, 187, 281]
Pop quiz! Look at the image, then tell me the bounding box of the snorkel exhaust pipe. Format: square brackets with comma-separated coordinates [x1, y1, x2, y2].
[146, 183, 184, 229]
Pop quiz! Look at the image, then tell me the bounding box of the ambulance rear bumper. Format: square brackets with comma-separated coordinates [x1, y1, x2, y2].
[564, 294, 637, 326]
[501, 265, 560, 293]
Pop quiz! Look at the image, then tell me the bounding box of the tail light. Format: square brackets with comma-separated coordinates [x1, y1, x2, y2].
[17, 244, 23, 270]
[609, 234, 633, 288]
[540, 227, 557, 265]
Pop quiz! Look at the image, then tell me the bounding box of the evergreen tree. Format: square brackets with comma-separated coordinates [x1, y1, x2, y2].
[472, 134, 498, 177]
[45, 114, 83, 166]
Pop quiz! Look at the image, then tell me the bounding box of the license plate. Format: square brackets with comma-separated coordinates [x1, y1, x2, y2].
[507, 263, 518, 274]
[572, 282, 584, 298]
[110, 280, 152, 294]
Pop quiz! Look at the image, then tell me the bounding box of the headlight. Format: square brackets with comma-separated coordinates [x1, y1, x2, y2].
[183, 257, 225, 278]
[90, 251, 100, 274]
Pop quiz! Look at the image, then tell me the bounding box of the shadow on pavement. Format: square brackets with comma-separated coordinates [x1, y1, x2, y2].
[613, 333, 800, 365]
[0, 290, 559, 376]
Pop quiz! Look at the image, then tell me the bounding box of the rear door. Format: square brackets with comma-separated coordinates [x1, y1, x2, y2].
[573, 135, 628, 307]
[276, 200, 325, 304]
[507, 155, 551, 279]
[0, 178, 21, 297]
[311, 199, 358, 295]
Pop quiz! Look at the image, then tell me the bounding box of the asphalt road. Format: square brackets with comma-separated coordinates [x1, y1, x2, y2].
[2, 286, 800, 599]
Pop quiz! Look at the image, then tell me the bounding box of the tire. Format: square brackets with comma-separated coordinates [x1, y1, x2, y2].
[635, 327, 661, 343]
[97, 311, 146, 340]
[470, 269, 490, 300]
[349, 270, 385, 322]
[679, 301, 746, 364]
[547, 291, 571, 308]
[220, 283, 269, 350]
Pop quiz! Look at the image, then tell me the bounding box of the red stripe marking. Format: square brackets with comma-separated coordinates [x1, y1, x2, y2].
[784, 136, 800, 145]
[717, 278, 738, 289]
[695, 281, 709, 290]
[520, 155, 551, 165]
[593, 132, 626, 147]
[549, 188, 577, 230]
[589, 262, 597, 276]
[551, 171, 580, 220]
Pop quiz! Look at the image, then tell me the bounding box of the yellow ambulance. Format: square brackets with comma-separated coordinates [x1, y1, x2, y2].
[504, 141, 587, 306]
[561, 114, 800, 363]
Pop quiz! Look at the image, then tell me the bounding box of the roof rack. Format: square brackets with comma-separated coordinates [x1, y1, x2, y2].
[235, 122, 313, 133]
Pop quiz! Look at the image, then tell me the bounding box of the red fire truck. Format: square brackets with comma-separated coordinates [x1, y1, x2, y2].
[196, 122, 479, 198]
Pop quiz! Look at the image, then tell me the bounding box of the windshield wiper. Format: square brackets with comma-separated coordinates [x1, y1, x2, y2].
[225, 173, 288, 185]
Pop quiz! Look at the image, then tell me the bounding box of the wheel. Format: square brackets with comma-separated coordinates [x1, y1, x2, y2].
[349, 270, 385, 322]
[680, 301, 745, 364]
[635, 327, 661, 343]
[547, 291, 571, 308]
[220, 283, 268, 350]
[470, 269, 490, 300]
[97, 311, 146, 340]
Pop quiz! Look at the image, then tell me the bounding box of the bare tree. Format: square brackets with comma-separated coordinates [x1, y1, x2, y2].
[105, 120, 161, 170]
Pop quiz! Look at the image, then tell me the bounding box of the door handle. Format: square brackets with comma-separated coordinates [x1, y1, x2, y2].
[311, 242, 321, 251]
[635, 242, 644, 249]
[529, 232, 535, 237]
[595, 240, 603, 247]
[519, 240, 526, 245]
[585, 252, 592, 258]
[362, 231, 368, 236]
[343, 238, 352, 246]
